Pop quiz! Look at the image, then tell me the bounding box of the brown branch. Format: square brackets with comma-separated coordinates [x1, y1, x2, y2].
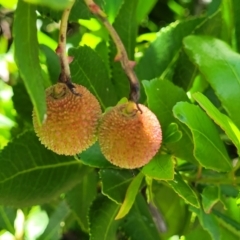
[84, 0, 140, 104]
[56, 0, 76, 92]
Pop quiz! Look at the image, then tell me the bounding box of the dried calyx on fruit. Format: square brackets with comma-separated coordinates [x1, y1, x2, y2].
[98, 101, 162, 169]
[33, 83, 102, 155]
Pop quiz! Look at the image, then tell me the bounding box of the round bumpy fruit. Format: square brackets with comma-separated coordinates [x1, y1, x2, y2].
[98, 101, 162, 169]
[33, 83, 102, 155]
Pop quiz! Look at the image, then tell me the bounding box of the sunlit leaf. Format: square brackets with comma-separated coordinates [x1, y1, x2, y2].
[142, 153, 174, 180]
[13, 0, 46, 124]
[115, 172, 144, 219]
[193, 92, 240, 155]
[183, 35, 240, 129]
[173, 102, 232, 171]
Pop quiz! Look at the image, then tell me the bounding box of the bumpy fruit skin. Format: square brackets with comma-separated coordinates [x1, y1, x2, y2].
[98, 102, 162, 169]
[33, 83, 102, 155]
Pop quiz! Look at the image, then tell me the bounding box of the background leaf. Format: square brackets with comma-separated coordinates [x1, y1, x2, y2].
[37, 201, 70, 240]
[173, 102, 232, 171]
[119, 194, 160, 240]
[89, 195, 120, 240]
[66, 171, 98, 232]
[135, 17, 204, 81]
[13, 0, 46, 123]
[0, 206, 16, 234]
[232, 0, 240, 52]
[152, 183, 191, 239]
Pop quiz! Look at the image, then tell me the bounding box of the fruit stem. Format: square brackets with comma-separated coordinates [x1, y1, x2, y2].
[57, 0, 76, 93]
[84, 0, 140, 103]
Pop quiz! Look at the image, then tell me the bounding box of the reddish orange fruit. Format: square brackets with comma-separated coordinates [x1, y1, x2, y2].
[33, 83, 102, 155]
[98, 101, 162, 169]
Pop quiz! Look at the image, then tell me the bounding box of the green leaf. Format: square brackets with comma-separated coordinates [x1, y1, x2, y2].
[12, 81, 33, 123]
[66, 171, 98, 232]
[69, 46, 117, 109]
[173, 102, 232, 172]
[195, 9, 222, 38]
[168, 172, 200, 208]
[37, 201, 70, 240]
[39, 44, 60, 85]
[191, 207, 221, 240]
[104, 0, 123, 23]
[89, 194, 120, 240]
[119, 194, 160, 240]
[164, 123, 182, 143]
[115, 172, 144, 219]
[0, 206, 16, 234]
[109, 0, 139, 99]
[153, 183, 191, 238]
[233, 0, 240, 52]
[143, 79, 196, 164]
[212, 209, 240, 235]
[25, 0, 73, 10]
[136, 0, 157, 23]
[183, 35, 240, 129]
[202, 186, 222, 213]
[185, 227, 212, 240]
[193, 92, 240, 155]
[100, 169, 134, 204]
[141, 153, 174, 180]
[38, 0, 104, 21]
[173, 10, 222, 90]
[79, 142, 115, 168]
[136, 17, 204, 81]
[0, 131, 90, 207]
[13, 0, 46, 124]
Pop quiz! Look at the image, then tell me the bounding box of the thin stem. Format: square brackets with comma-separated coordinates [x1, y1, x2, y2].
[84, 0, 140, 104]
[57, 0, 76, 91]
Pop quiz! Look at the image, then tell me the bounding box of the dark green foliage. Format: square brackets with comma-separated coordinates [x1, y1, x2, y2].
[0, 0, 239, 239]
